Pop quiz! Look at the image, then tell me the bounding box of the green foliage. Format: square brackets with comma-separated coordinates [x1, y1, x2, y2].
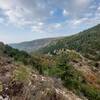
[42, 52, 100, 100]
[3, 45, 43, 73]
[66, 50, 82, 60]
[0, 42, 6, 55]
[13, 65, 31, 83]
[81, 84, 100, 100]
[56, 53, 100, 100]
[0, 81, 3, 92]
[0, 24, 100, 100]
[55, 50, 82, 62]
[55, 54, 83, 90]
[4, 45, 35, 65]
[40, 24, 100, 61]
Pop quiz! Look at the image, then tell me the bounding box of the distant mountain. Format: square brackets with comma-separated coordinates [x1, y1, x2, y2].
[10, 38, 57, 53]
[10, 24, 100, 60]
[1, 24, 100, 100]
[39, 24, 100, 61]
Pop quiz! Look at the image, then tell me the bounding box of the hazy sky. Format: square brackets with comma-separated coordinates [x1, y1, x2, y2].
[0, 0, 100, 43]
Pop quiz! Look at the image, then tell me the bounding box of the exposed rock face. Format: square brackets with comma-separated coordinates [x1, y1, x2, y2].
[0, 56, 83, 100]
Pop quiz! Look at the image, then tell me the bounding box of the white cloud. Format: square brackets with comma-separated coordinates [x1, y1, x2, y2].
[54, 23, 62, 28]
[31, 22, 63, 34]
[63, 9, 69, 16]
[0, 0, 50, 26]
[97, 6, 100, 10]
[0, 0, 100, 35]
[74, 0, 91, 6]
[32, 26, 44, 33]
[31, 21, 45, 33]
[0, 0, 93, 25]
[0, 0, 13, 9]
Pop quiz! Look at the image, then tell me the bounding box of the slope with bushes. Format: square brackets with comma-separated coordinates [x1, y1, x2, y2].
[0, 42, 84, 100]
[39, 24, 100, 61]
[0, 24, 100, 100]
[34, 49, 100, 100]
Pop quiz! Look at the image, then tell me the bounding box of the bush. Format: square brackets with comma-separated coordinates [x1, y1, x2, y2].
[0, 81, 3, 92]
[81, 84, 100, 100]
[13, 65, 31, 83]
[46, 53, 100, 100]
[4, 45, 35, 66]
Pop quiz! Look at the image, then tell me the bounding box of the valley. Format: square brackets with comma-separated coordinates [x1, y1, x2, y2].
[0, 24, 100, 100]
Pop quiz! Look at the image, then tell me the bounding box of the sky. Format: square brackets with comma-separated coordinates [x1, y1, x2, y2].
[0, 0, 100, 44]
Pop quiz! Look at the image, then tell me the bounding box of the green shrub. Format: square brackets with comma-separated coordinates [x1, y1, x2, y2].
[13, 65, 31, 83]
[4, 45, 35, 66]
[0, 81, 3, 92]
[81, 84, 100, 100]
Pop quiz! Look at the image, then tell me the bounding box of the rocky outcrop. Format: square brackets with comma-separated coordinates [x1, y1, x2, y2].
[0, 56, 83, 100]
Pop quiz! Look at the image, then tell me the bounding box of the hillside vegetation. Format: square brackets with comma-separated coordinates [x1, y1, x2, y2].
[39, 24, 100, 61]
[0, 42, 84, 100]
[0, 24, 100, 100]
[34, 50, 100, 100]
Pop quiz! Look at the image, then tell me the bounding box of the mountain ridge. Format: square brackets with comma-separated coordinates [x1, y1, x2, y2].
[0, 24, 100, 100]
[39, 24, 100, 61]
[10, 38, 58, 53]
[10, 24, 100, 61]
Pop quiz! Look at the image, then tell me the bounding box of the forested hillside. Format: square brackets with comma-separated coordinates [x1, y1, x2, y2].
[0, 24, 100, 100]
[39, 24, 100, 61]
